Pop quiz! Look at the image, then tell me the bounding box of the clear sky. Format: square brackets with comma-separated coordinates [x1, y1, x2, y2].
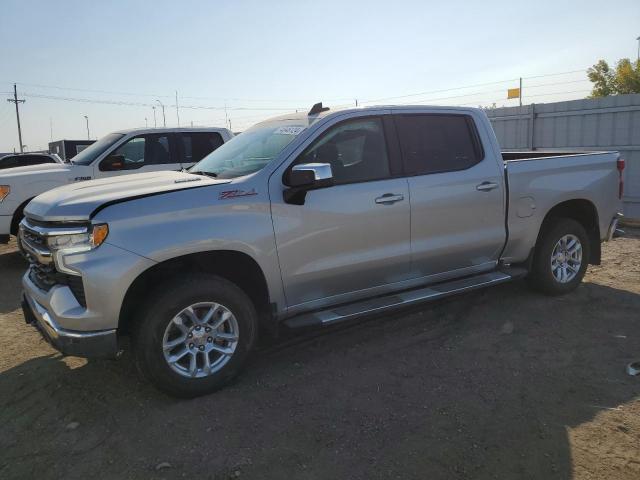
[0, 0, 638, 152]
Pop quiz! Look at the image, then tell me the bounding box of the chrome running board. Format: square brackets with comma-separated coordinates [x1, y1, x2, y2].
[283, 269, 522, 329]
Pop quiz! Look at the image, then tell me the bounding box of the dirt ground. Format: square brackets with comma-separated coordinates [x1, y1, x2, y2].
[0, 231, 639, 480]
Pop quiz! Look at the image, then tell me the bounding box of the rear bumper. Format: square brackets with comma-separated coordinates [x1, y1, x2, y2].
[22, 292, 118, 358]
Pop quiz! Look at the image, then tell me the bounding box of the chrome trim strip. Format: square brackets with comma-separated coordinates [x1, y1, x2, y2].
[20, 235, 53, 264]
[21, 218, 88, 237]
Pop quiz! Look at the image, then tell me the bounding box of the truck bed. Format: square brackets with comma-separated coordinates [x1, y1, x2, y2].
[501, 150, 621, 264]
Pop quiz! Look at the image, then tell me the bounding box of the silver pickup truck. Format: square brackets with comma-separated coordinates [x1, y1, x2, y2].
[18, 104, 624, 397]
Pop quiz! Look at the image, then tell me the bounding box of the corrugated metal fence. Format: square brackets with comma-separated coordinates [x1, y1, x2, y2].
[485, 93, 640, 219]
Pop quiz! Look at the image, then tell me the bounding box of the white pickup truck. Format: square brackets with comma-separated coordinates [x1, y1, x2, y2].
[0, 127, 233, 243]
[19, 105, 624, 397]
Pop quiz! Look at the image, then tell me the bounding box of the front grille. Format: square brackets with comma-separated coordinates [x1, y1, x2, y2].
[28, 262, 57, 290]
[20, 218, 87, 308]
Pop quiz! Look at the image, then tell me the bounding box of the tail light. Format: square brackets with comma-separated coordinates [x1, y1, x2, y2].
[617, 158, 625, 199]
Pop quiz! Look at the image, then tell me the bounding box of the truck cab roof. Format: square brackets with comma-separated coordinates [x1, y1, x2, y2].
[111, 126, 233, 136]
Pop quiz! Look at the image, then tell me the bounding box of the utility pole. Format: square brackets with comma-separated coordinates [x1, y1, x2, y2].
[224, 101, 229, 130]
[175, 91, 180, 126]
[145, 117, 148, 128]
[83, 115, 90, 140]
[7, 84, 25, 153]
[49, 117, 53, 142]
[156, 100, 166, 127]
[519, 77, 523, 107]
[152, 106, 157, 127]
[355, 98, 358, 107]
[637, 36, 640, 62]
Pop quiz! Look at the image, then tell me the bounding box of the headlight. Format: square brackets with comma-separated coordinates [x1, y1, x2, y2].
[48, 223, 109, 274]
[0, 185, 9, 202]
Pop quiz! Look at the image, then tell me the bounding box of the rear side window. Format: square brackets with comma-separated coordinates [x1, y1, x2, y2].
[181, 132, 225, 164]
[0, 157, 19, 169]
[395, 114, 483, 175]
[0, 155, 53, 169]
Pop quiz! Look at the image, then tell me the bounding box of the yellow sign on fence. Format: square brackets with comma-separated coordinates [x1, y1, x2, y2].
[507, 88, 521, 99]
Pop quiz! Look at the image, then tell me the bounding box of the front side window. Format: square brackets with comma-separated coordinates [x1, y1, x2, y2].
[102, 134, 171, 170]
[71, 133, 124, 166]
[395, 114, 483, 175]
[298, 118, 390, 184]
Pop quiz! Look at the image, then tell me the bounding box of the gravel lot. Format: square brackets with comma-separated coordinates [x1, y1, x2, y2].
[1, 231, 639, 480]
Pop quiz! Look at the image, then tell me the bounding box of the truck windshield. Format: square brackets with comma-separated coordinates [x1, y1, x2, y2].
[191, 124, 305, 179]
[71, 133, 125, 166]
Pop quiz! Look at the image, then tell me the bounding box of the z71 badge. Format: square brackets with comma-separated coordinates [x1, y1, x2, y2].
[219, 189, 258, 200]
[74, 176, 92, 181]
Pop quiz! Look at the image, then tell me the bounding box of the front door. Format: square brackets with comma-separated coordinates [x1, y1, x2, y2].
[270, 116, 412, 311]
[95, 133, 182, 178]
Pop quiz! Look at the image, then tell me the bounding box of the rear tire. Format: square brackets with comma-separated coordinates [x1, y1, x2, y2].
[527, 218, 590, 295]
[132, 274, 258, 398]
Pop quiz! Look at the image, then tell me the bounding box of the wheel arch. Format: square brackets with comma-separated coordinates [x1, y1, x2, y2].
[536, 198, 601, 265]
[119, 250, 273, 337]
[10, 197, 34, 235]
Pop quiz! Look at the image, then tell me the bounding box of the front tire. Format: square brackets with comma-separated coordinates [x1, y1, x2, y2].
[527, 218, 590, 295]
[133, 274, 258, 398]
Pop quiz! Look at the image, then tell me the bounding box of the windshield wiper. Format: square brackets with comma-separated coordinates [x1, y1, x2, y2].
[190, 170, 218, 178]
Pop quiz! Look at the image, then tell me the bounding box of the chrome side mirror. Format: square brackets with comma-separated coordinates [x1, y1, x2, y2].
[284, 163, 334, 205]
[288, 163, 334, 188]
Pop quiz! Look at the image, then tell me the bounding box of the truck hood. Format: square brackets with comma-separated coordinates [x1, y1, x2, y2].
[25, 170, 231, 222]
[0, 162, 71, 179]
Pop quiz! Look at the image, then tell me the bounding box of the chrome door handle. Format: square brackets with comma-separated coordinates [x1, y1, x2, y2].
[476, 181, 499, 192]
[375, 193, 404, 204]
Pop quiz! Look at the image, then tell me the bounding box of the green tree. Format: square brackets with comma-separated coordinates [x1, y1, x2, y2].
[588, 58, 640, 97]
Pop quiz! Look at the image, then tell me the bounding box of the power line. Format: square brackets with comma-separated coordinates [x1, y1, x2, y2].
[523, 69, 587, 80]
[525, 79, 591, 89]
[0, 80, 351, 104]
[360, 69, 588, 105]
[18, 91, 304, 111]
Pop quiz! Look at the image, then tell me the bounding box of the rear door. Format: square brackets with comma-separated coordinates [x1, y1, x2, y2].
[394, 112, 506, 280]
[178, 132, 225, 169]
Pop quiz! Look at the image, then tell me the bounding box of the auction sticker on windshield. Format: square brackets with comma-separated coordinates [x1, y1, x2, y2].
[274, 126, 305, 135]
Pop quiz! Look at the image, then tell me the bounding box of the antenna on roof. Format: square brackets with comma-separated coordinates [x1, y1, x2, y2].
[308, 102, 330, 115]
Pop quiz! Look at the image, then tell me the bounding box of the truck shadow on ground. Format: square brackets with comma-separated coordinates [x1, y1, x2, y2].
[0, 247, 27, 314]
[1, 280, 639, 480]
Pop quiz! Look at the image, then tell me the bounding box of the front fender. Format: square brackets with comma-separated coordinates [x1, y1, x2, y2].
[94, 182, 285, 314]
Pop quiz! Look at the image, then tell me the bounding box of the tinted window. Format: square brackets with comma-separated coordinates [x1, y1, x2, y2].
[23, 155, 56, 165]
[181, 132, 224, 164]
[0, 157, 19, 169]
[0, 155, 54, 169]
[298, 118, 390, 184]
[395, 115, 482, 175]
[104, 134, 171, 170]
